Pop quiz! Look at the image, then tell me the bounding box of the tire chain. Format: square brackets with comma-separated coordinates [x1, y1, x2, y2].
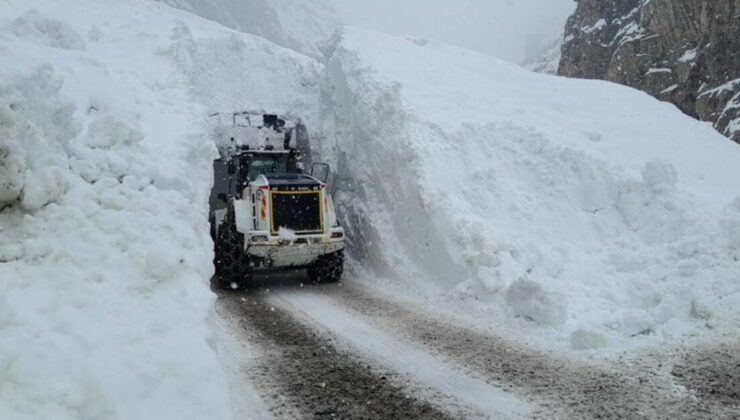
[214, 223, 251, 289]
[308, 250, 344, 284]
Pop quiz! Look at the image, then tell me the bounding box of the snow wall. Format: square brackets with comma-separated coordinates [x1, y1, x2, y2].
[318, 28, 740, 352]
[157, 0, 340, 58]
[0, 0, 318, 417]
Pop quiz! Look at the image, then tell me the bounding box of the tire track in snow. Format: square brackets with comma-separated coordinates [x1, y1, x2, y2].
[291, 283, 732, 419]
[269, 290, 532, 419]
[214, 300, 274, 420]
[215, 290, 455, 419]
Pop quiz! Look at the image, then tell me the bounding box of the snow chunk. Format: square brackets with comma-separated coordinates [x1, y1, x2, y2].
[21, 166, 68, 210]
[0, 66, 77, 210]
[0, 107, 26, 206]
[570, 329, 608, 350]
[614, 161, 684, 243]
[278, 226, 299, 240]
[616, 310, 655, 336]
[505, 279, 567, 327]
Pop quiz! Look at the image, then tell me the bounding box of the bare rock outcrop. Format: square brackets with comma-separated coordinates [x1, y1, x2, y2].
[559, 0, 740, 143]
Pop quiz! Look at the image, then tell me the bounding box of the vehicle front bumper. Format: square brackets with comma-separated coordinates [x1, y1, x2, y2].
[246, 231, 344, 268]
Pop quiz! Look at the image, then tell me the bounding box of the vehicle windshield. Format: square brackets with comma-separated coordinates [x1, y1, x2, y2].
[246, 154, 288, 181]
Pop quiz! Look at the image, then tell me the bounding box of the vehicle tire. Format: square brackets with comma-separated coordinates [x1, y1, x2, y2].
[307, 250, 344, 284]
[214, 221, 252, 290]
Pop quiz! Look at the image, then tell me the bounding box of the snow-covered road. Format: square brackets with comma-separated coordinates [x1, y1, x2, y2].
[214, 274, 740, 419]
[215, 275, 457, 419]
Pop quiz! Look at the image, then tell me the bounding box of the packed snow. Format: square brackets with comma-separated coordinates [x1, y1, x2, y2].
[319, 28, 740, 353]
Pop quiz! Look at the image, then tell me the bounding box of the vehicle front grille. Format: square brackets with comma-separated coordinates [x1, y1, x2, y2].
[270, 191, 322, 235]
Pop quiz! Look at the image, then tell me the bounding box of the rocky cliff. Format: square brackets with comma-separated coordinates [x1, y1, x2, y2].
[559, 0, 740, 143]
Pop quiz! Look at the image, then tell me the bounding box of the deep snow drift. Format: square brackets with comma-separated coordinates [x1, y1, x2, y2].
[0, 0, 318, 417]
[319, 28, 740, 353]
[159, 0, 340, 58]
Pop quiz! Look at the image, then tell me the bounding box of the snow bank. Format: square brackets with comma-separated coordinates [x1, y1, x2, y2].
[0, 0, 326, 415]
[0, 0, 276, 417]
[164, 17, 320, 120]
[319, 28, 740, 352]
[158, 0, 339, 58]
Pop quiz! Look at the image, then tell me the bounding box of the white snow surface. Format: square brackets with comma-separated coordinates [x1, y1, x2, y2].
[319, 28, 740, 353]
[0, 0, 316, 417]
[158, 0, 340, 58]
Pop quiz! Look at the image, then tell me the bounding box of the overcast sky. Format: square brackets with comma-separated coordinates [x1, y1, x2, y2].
[331, 0, 576, 65]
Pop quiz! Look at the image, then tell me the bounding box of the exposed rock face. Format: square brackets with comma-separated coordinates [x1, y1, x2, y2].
[559, 0, 740, 143]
